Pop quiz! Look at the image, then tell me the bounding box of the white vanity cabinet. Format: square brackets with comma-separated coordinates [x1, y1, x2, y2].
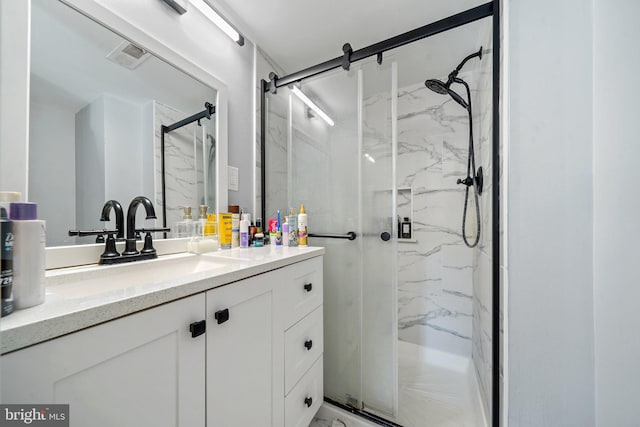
[0, 293, 207, 427]
[0, 253, 324, 427]
[273, 256, 324, 427]
[205, 273, 273, 427]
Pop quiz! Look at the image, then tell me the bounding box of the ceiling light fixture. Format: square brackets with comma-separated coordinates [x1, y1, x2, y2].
[189, 0, 244, 46]
[291, 87, 334, 127]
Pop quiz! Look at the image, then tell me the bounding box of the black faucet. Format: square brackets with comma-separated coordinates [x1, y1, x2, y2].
[100, 200, 124, 240]
[122, 196, 157, 256]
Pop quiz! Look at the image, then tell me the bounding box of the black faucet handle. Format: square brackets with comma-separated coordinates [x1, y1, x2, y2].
[100, 232, 120, 260]
[140, 232, 157, 255]
[69, 229, 119, 237]
[135, 228, 171, 234]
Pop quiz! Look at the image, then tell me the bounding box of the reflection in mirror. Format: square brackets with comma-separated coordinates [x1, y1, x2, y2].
[29, 0, 217, 247]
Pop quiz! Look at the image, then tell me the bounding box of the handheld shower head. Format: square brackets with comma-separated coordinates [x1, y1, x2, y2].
[447, 88, 469, 110]
[425, 79, 449, 95]
[425, 47, 482, 110]
[424, 78, 469, 110]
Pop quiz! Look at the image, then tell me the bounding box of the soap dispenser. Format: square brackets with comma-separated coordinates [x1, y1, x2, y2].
[401, 217, 412, 239]
[175, 206, 194, 238]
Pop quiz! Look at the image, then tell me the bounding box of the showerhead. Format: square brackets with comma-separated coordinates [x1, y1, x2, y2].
[425, 78, 469, 110]
[425, 79, 449, 95]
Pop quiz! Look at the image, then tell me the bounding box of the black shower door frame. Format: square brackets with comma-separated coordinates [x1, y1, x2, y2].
[259, 2, 501, 425]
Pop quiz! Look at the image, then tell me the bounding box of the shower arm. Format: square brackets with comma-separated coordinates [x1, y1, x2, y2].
[447, 47, 483, 83]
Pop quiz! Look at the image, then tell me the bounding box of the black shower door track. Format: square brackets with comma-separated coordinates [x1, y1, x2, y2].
[259, 1, 500, 426]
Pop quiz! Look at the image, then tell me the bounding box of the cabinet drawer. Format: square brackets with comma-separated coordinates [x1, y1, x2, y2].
[284, 306, 323, 395]
[279, 257, 323, 328]
[285, 356, 323, 427]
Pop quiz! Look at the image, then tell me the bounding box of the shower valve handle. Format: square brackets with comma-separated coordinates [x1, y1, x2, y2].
[457, 177, 474, 187]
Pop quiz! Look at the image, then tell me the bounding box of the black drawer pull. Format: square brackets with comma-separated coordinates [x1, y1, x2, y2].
[304, 396, 313, 408]
[215, 308, 229, 324]
[189, 320, 206, 338]
[304, 283, 313, 292]
[304, 340, 313, 351]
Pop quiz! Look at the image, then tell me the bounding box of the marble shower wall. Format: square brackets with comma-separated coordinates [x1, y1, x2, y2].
[154, 101, 210, 230]
[395, 78, 476, 357]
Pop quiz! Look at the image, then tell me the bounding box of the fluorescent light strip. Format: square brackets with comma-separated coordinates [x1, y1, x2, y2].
[191, 0, 244, 45]
[291, 87, 335, 127]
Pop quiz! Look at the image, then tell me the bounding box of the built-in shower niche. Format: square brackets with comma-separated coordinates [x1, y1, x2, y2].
[397, 187, 416, 243]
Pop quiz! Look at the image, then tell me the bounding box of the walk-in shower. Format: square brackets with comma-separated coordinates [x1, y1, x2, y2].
[425, 47, 483, 248]
[261, 2, 500, 426]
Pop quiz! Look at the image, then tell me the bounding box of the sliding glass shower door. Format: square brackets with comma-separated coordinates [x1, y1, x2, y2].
[265, 57, 398, 417]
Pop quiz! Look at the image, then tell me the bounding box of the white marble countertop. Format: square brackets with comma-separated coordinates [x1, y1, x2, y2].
[0, 246, 324, 354]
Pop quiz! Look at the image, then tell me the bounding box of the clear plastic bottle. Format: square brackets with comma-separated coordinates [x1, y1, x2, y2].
[175, 206, 195, 238]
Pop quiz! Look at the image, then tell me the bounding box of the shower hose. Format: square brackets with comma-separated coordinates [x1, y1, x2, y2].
[458, 79, 481, 248]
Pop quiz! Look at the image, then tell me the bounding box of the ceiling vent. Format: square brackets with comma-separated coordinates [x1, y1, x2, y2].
[106, 41, 151, 70]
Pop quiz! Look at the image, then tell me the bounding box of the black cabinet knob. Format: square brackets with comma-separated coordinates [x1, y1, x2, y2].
[304, 283, 313, 292]
[304, 340, 313, 351]
[304, 396, 313, 408]
[215, 308, 229, 324]
[380, 231, 391, 241]
[189, 320, 206, 338]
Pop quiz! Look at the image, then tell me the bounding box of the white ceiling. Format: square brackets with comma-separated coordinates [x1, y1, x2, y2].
[214, 0, 488, 74]
[31, 0, 216, 115]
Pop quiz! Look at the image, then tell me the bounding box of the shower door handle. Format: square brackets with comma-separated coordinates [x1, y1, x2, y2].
[308, 231, 356, 240]
[380, 232, 391, 241]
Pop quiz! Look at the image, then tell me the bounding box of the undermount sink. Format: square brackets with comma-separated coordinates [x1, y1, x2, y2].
[46, 254, 234, 298]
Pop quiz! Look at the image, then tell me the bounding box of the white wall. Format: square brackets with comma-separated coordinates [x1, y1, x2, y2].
[507, 0, 595, 425]
[75, 97, 106, 230]
[0, 0, 30, 197]
[103, 95, 144, 206]
[593, 0, 640, 425]
[29, 103, 76, 246]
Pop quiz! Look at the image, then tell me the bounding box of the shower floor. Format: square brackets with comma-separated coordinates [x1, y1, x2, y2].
[397, 341, 486, 427]
[311, 341, 486, 427]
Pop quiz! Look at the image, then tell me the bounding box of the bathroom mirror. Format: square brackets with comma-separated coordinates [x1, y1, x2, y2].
[29, 0, 224, 247]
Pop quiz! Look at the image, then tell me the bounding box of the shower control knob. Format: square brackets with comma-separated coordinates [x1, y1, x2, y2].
[457, 177, 473, 187]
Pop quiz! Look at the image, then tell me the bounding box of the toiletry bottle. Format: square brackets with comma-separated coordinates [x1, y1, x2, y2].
[175, 206, 194, 238]
[287, 208, 298, 247]
[401, 217, 412, 239]
[240, 218, 249, 248]
[242, 211, 253, 246]
[253, 232, 264, 247]
[203, 213, 219, 252]
[282, 221, 289, 247]
[196, 205, 208, 237]
[268, 218, 277, 245]
[275, 210, 282, 246]
[218, 213, 232, 249]
[298, 204, 308, 246]
[10, 202, 46, 309]
[0, 192, 20, 219]
[0, 208, 14, 317]
[229, 205, 240, 248]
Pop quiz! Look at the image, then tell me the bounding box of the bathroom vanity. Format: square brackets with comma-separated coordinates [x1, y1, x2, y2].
[0, 247, 324, 427]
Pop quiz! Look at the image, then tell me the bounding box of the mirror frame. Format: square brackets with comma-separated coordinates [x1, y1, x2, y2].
[32, 0, 229, 268]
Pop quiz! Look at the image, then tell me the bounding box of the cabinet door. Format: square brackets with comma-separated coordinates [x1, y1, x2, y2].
[0, 294, 206, 427]
[206, 275, 273, 427]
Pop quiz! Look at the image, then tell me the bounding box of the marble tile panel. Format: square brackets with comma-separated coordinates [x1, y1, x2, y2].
[154, 102, 200, 231]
